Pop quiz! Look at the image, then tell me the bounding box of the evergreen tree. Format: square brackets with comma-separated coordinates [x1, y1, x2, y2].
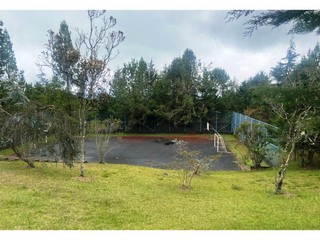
[237, 72, 271, 121]
[162, 49, 199, 126]
[210, 67, 230, 97]
[0, 21, 4, 76]
[0, 21, 19, 80]
[59, 20, 73, 48]
[0, 20, 26, 115]
[227, 10, 320, 37]
[271, 39, 300, 84]
[181, 49, 198, 97]
[197, 64, 217, 117]
[146, 60, 158, 99]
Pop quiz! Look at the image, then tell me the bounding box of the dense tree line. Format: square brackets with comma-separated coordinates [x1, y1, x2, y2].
[0, 18, 274, 133]
[108, 49, 243, 129]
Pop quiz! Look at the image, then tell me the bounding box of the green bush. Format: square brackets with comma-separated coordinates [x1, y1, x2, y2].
[235, 121, 270, 169]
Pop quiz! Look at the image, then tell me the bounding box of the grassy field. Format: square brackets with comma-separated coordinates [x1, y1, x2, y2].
[1, 161, 320, 230]
[1, 134, 320, 230]
[221, 134, 251, 168]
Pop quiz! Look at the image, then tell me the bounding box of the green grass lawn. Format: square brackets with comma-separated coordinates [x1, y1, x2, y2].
[1, 160, 320, 230]
[221, 134, 251, 168]
[1, 134, 320, 230]
[0, 148, 14, 156]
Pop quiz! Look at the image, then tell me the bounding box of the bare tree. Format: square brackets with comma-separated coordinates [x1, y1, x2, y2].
[268, 101, 311, 194]
[74, 10, 124, 177]
[88, 118, 122, 164]
[38, 10, 124, 177]
[166, 140, 220, 190]
[74, 10, 124, 67]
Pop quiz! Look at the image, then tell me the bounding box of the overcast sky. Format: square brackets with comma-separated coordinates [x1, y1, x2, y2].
[1, 9, 319, 84]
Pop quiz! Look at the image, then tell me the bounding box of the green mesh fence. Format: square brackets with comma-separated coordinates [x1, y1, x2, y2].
[85, 111, 280, 166]
[231, 112, 279, 167]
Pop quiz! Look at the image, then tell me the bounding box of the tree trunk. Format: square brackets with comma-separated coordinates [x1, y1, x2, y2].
[80, 133, 85, 177]
[306, 149, 315, 167]
[99, 149, 104, 164]
[11, 144, 35, 168]
[299, 149, 305, 168]
[193, 165, 200, 175]
[79, 99, 86, 177]
[274, 142, 295, 194]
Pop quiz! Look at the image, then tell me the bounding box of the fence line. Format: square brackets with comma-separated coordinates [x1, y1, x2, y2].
[87, 110, 280, 166]
[88, 111, 233, 134]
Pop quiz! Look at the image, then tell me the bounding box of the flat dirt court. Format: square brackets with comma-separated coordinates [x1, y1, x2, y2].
[84, 135, 240, 171]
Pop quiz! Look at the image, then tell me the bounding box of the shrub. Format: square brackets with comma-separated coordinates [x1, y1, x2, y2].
[235, 122, 270, 169]
[88, 118, 122, 164]
[167, 139, 220, 189]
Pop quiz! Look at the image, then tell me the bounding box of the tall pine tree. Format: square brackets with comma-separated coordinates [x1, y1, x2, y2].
[0, 21, 20, 80]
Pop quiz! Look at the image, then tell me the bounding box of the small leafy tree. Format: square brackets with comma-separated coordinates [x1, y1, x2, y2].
[0, 20, 79, 169]
[1, 106, 50, 168]
[88, 118, 122, 164]
[167, 140, 220, 189]
[235, 121, 270, 169]
[49, 110, 80, 168]
[0, 78, 79, 169]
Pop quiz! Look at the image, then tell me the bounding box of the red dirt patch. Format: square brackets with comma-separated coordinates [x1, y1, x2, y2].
[122, 135, 214, 143]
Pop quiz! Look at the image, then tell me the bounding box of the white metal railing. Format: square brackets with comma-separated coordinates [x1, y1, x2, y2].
[214, 133, 228, 153]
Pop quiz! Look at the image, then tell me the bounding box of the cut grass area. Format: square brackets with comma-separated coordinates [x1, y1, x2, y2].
[1, 161, 320, 230]
[221, 134, 251, 168]
[0, 148, 14, 156]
